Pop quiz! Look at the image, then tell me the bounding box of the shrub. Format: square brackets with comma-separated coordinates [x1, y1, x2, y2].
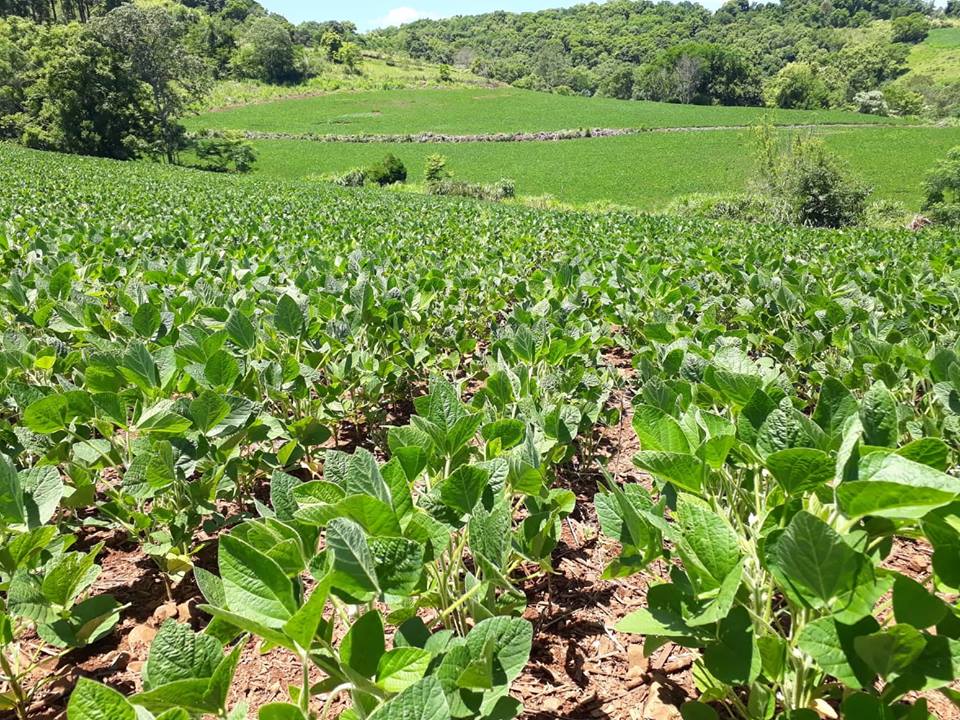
[864, 198, 910, 227]
[883, 84, 925, 116]
[325, 167, 367, 187]
[853, 90, 889, 116]
[891, 13, 930, 44]
[762, 62, 831, 110]
[922, 145, 960, 225]
[429, 178, 516, 202]
[438, 63, 452, 82]
[193, 132, 256, 173]
[777, 137, 871, 228]
[366, 153, 407, 186]
[424, 154, 450, 184]
[752, 123, 871, 228]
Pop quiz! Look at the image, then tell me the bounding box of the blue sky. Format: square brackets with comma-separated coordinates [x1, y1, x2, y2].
[261, 1, 721, 30]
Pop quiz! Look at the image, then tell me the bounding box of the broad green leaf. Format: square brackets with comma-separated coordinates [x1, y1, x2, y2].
[768, 511, 865, 610]
[143, 620, 223, 690]
[633, 451, 704, 493]
[437, 464, 489, 515]
[225, 310, 256, 350]
[892, 575, 948, 628]
[368, 676, 450, 720]
[341, 610, 385, 678]
[853, 624, 926, 679]
[860, 381, 899, 448]
[326, 517, 379, 600]
[632, 404, 690, 453]
[797, 615, 880, 688]
[274, 294, 303, 336]
[674, 493, 741, 588]
[67, 678, 137, 720]
[838, 452, 960, 519]
[764, 448, 834, 495]
[376, 647, 432, 693]
[219, 534, 297, 628]
[702, 607, 761, 685]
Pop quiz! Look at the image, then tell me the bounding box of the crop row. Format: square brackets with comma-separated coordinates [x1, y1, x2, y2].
[0, 144, 958, 719]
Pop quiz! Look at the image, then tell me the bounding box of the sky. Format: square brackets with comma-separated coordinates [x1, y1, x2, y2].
[259, 1, 698, 30]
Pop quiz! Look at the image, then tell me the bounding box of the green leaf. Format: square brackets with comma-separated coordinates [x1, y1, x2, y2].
[674, 493, 740, 588]
[465, 616, 533, 685]
[190, 391, 231, 433]
[702, 607, 761, 686]
[132, 679, 217, 714]
[20, 466, 63, 528]
[341, 610, 385, 678]
[283, 575, 331, 649]
[437, 464, 489, 515]
[0, 454, 25, 525]
[764, 448, 835, 495]
[143, 620, 223, 690]
[67, 678, 137, 720]
[838, 453, 960, 519]
[369, 536, 424, 596]
[633, 451, 704, 493]
[368, 676, 450, 720]
[225, 310, 256, 350]
[274, 294, 303, 336]
[326, 517, 379, 600]
[768, 511, 865, 610]
[892, 575, 948, 629]
[219, 534, 297, 628]
[259, 704, 308, 720]
[632, 404, 690, 453]
[376, 647, 432, 693]
[812, 377, 859, 444]
[43, 546, 101, 607]
[336, 495, 401, 537]
[205, 350, 240, 389]
[860, 382, 899, 448]
[797, 615, 880, 688]
[853, 624, 926, 679]
[133, 304, 162, 338]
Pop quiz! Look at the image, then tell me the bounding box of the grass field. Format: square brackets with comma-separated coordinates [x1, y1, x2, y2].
[189, 87, 909, 136]
[248, 126, 960, 209]
[905, 25, 960, 83]
[202, 55, 490, 111]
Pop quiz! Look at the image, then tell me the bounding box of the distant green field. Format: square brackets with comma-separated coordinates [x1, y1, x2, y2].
[905, 25, 960, 82]
[190, 88, 907, 136]
[248, 126, 960, 209]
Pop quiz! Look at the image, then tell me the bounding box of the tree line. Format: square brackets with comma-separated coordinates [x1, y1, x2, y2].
[0, 0, 362, 165]
[366, 0, 959, 117]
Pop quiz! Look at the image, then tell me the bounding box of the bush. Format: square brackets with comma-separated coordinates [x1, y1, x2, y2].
[883, 84, 925, 116]
[666, 193, 776, 223]
[325, 167, 367, 187]
[777, 137, 872, 228]
[193, 132, 256, 173]
[922, 145, 960, 225]
[763, 63, 831, 110]
[752, 123, 871, 228]
[366, 154, 407, 186]
[429, 178, 516, 202]
[891, 13, 930, 44]
[438, 64, 452, 82]
[424, 154, 449, 184]
[853, 90, 889, 116]
[864, 198, 910, 227]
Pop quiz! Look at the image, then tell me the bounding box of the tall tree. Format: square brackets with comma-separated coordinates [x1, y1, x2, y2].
[92, 4, 210, 163]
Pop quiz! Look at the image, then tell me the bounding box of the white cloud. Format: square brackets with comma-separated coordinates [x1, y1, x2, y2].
[373, 6, 441, 28]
